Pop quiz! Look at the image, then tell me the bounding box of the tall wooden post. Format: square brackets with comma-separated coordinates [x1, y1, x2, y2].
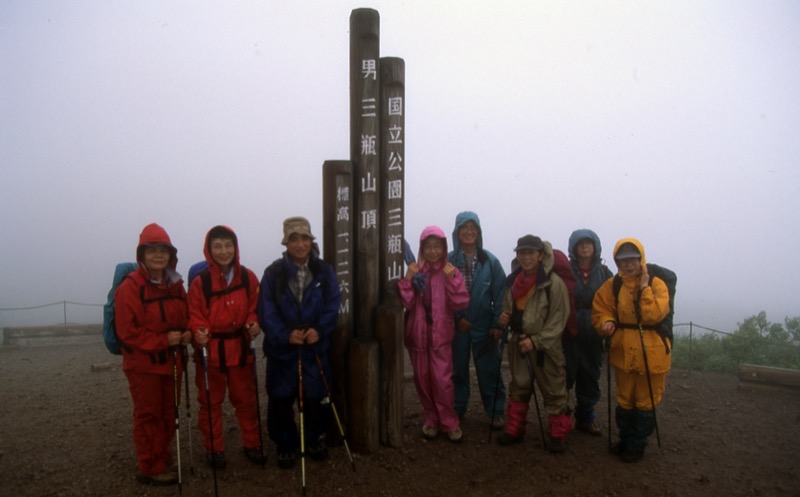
[350, 8, 381, 340]
[322, 160, 354, 434]
[376, 56, 405, 447]
[348, 7, 381, 452]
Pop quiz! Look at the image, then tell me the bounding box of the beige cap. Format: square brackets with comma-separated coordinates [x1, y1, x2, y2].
[281, 216, 316, 245]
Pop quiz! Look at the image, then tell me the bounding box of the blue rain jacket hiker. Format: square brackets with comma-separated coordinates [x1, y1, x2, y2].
[568, 229, 614, 338]
[565, 228, 613, 416]
[449, 211, 506, 331]
[448, 211, 507, 417]
[257, 251, 341, 399]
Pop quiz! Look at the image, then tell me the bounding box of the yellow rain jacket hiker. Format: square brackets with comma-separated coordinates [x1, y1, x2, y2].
[592, 238, 671, 375]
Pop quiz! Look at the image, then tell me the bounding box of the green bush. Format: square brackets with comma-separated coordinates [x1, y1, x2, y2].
[672, 312, 800, 373]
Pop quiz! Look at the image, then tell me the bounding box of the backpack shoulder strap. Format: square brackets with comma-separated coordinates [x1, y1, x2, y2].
[240, 265, 250, 295]
[200, 265, 251, 304]
[200, 268, 212, 302]
[612, 274, 622, 321]
[265, 260, 288, 306]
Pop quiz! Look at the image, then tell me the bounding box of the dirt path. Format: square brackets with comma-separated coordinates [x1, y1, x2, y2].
[1, 341, 798, 497]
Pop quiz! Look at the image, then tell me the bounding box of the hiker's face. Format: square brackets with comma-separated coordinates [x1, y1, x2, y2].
[421, 237, 446, 264]
[210, 237, 235, 270]
[616, 257, 641, 277]
[576, 239, 595, 260]
[516, 249, 543, 273]
[287, 233, 312, 264]
[458, 221, 479, 248]
[142, 245, 170, 274]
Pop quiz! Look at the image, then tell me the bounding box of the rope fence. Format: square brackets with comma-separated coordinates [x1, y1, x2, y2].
[673, 321, 800, 373]
[0, 301, 104, 327]
[2, 305, 798, 373]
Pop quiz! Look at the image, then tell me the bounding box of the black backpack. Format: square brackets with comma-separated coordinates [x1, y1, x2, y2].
[195, 265, 252, 304]
[612, 263, 677, 349]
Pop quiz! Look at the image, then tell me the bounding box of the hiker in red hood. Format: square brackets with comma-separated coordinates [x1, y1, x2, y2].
[398, 226, 470, 443]
[115, 223, 191, 487]
[188, 225, 264, 469]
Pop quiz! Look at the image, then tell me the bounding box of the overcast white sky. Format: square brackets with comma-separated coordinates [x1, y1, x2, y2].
[1, 1, 798, 331]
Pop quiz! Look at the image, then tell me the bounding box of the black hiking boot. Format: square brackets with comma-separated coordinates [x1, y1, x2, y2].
[621, 448, 644, 463]
[307, 441, 329, 461]
[135, 470, 178, 486]
[206, 451, 227, 469]
[548, 437, 567, 453]
[277, 451, 296, 469]
[496, 432, 524, 446]
[244, 447, 268, 465]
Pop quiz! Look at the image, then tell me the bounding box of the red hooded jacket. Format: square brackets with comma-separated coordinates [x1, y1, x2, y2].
[188, 226, 259, 370]
[115, 223, 188, 374]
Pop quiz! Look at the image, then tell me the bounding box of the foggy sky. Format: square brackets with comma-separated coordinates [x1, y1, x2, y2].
[1, 1, 798, 331]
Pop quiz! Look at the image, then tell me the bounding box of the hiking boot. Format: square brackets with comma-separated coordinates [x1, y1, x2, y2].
[206, 451, 227, 469]
[307, 441, 329, 461]
[490, 415, 506, 430]
[548, 437, 567, 453]
[421, 425, 438, 440]
[447, 427, 463, 443]
[243, 447, 267, 465]
[495, 432, 524, 446]
[135, 470, 178, 486]
[621, 448, 644, 463]
[277, 451, 296, 470]
[575, 420, 603, 436]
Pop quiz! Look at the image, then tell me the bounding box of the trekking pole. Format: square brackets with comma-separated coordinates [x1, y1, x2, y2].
[171, 348, 183, 495]
[201, 346, 219, 497]
[298, 348, 307, 496]
[182, 347, 194, 476]
[634, 295, 662, 448]
[250, 338, 266, 468]
[488, 326, 510, 443]
[605, 337, 612, 453]
[523, 350, 547, 451]
[313, 350, 356, 471]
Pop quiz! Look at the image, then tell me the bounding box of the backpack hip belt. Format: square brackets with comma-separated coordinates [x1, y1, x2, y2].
[210, 327, 249, 372]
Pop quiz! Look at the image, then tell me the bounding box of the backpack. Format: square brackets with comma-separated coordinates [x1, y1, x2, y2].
[188, 260, 209, 286]
[549, 249, 578, 337]
[194, 264, 252, 304]
[508, 249, 578, 337]
[103, 262, 138, 355]
[264, 258, 329, 312]
[187, 260, 252, 302]
[612, 263, 677, 348]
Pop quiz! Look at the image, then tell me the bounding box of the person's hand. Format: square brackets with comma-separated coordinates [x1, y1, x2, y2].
[601, 321, 616, 337]
[457, 318, 471, 332]
[289, 329, 305, 345]
[518, 335, 534, 354]
[490, 328, 503, 341]
[180, 330, 192, 346]
[443, 262, 456, 280]
[405, 262, 419, 281]
[303, 328, 320, 345]
[246, 322, 261, 339]
[639, 263, 650, 290]
[498, 312, 510, 328]
[195, 327, 210, 346]
[167, 330, 183, 347]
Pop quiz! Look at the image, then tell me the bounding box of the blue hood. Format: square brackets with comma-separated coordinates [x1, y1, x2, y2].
[451, 211, 483, 254]
[568, 228, 603, 264]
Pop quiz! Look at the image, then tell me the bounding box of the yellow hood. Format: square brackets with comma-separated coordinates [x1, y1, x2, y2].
[612, 237, 647, 278]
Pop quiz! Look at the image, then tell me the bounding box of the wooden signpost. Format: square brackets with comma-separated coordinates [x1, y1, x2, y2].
[322, 8, 406, 452]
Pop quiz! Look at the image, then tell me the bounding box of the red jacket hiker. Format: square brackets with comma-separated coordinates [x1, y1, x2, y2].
[187, 225, 264, 467]
[114, 222, 189, 486]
